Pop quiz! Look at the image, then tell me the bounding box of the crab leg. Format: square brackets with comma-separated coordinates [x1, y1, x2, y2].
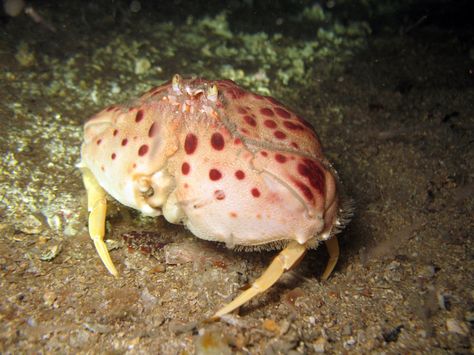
[321, 236, 339, 281]
[81, 168, 119, 277]
[212, 240, 307, 319]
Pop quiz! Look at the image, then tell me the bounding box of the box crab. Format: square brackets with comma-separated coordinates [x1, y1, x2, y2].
[78, 74, 349, 319]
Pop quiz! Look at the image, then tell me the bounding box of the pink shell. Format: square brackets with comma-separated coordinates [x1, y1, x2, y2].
[80, 76, 339, 247]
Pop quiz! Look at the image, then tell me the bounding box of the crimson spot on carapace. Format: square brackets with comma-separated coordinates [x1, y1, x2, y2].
[275, 154, 287, 163]
[138, 144, 149, 156]
[235, 170, 245, 180]
[283, 121, 304, 130]
[211, 132, 225, 151]
[295, 180, 313, 200]
[181, 162, 190, 175]
[237, 106, 247, 114]
[260, 108, 274, 117]
[243, 115, 257, 127]
[121, 138, 128, 146]
[264, 120, 277, 129]
[275, 107, 291, 119]
[135, 109, 144, 123]
[209, 169, 222, 181]
[214, 190, 225, 200]
[274, 131, 287, 139]
[251, 188, 261, 197]
[303, 159, 325, 193]
[148, 122, 157, 137]
[184, 133, 198, 154]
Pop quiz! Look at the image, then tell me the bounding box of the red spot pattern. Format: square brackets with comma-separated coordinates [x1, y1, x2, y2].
[260, 151, 268, 157]
[96, 139, 102, 145]
[111, 153, 116, 160]
[209, 169, 222, 181]
[298, 160, 325, 194]
[229, 212, 238, 218]
[214, 190, 225, 200]
[121, 138, 128, 146]
[138, 144, 149, 156]
[295, 180, 313, 200]
[181, 162, 190, 175]
[234, 138, 242, 145]
[113, 129, 118, 136]
[274, 131, 287, 139]
[243, 115, 257, 127]
[260, 108, 274, 116]
[283, 121, 304, 130]
[265, 96, 283, 106]
[297, 116, 315, 131]
[135, 110, 144, 123]
[291, 142, 299, 149]
[251, 188, 261, 197]
[148, 122, 157, 137]
[227, 87, 246, 99]
[211, 132, 225, 150]
[264, 120, 277, 128]
[275, 107, 291, 118]
[185, 133, 198, 154]
[275, 154, 287, 163]
[235, 170, 245, 180]
[237, 106, 247, 114]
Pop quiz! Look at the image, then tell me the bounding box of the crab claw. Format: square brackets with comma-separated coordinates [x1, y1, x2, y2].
[81, 167, 118, 277]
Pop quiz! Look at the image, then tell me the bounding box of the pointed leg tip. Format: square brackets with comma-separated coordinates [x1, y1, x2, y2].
[107, 265, 120, 278]
[93, 239, 119, 277]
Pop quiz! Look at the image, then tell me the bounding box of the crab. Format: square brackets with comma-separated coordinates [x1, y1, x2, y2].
[78, 74, 349, 319]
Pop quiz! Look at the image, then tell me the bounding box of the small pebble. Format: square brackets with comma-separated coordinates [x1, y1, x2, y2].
[83, 322, 111, 334]
[262, 319, 279, 333]
[342, 324, 352, 336]
[69, 329, 90, 348]
[195, 330, 232, 355]
[313, 337, 326, 353]
[140, 287, 158, 308]
[43, 290, 57, 306]
[343, 337, 356, 349]
[446, 318, 469, 336]
[418, 264, 436, 279]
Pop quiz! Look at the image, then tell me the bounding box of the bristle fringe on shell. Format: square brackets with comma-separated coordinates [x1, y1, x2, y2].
[232, 240, 289, 252]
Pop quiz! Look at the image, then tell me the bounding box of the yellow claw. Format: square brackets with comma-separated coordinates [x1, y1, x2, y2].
[321, 236, 339, 281]
[211, 240, 307, 320]
[211, 236, 340, 320]
[81, 167, 119, 277]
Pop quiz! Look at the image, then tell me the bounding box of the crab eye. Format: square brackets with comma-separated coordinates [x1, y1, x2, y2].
[172, 74, 182, 93]
[207, 84, 218, 102]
